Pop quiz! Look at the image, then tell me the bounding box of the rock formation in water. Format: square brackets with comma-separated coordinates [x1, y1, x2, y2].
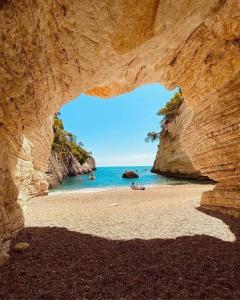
[151, 97, 209, 180]
[47, 114, 95, 188]
[122, 171, 139, 179]
[0, 0, 239, 262]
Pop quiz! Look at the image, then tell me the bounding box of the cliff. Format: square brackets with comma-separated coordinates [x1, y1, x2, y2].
[46, 115, 95, 188]
[0, 0, 239, 263]
[47, 153, 95, 188]
[152, 101, 209, 180]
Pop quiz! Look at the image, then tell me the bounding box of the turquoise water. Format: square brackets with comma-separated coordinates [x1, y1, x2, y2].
[50, 166, 197, 192]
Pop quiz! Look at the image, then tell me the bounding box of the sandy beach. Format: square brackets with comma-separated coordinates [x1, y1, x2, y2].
[24, 184, 235, 241]
[2, 183, 240, 299]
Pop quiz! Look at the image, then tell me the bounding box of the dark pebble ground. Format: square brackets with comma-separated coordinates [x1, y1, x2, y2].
[0, 208, 240, 300]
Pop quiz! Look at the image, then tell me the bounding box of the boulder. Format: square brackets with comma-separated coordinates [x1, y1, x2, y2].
[122, 171, 139, 179]
[13, 242, 30, 253]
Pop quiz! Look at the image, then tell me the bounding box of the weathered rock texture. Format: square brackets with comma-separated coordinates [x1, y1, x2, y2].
[47, 154, 95, 188]
[0, 0, 239, 260]
[122, 171, 139, 179]
[152, 102, 210, 180]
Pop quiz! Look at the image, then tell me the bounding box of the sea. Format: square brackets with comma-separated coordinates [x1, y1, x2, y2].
[50, 166, 198, 193]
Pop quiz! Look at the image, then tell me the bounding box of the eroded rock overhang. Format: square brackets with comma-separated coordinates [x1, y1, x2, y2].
[0, 0, 239, 262]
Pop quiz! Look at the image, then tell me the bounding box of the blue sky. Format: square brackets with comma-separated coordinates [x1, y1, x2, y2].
[60, 83, 176, 166]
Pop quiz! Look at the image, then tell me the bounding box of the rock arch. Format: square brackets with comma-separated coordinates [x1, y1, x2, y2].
[0, 0, 239, 262]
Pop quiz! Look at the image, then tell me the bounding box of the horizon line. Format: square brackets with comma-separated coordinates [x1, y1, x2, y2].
[95, 165, 152, 167]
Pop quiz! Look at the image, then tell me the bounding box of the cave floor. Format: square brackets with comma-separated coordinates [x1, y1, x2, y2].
[1, 184, 240, 299]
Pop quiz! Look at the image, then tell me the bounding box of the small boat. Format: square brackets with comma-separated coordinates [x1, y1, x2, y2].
[130, 185, 145, 190]
[89, 175, 95, 180]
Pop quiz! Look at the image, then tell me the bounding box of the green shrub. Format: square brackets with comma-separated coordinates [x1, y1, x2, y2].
[145, 89, 184, 142]
[52, 113, 90, 164]
[144, 132, 160, 143]
[157, 90, 184, 121]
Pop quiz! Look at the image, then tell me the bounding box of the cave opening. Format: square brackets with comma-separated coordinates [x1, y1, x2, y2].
[0, 4, 239, 299]
[22, 81, 235, 244]
[48, 83, 180, 192]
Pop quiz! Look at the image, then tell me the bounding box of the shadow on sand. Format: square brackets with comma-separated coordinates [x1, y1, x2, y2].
[0, 209, 239, 299]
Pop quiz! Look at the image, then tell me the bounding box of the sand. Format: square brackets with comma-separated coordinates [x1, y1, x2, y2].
[1, 184, 240, 299]
[24, 184, 235, 242]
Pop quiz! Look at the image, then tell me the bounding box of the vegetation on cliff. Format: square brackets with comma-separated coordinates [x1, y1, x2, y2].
[157, 89, 184, 122]
[52, 113, 91, 164]
[145, 89, 184, 142]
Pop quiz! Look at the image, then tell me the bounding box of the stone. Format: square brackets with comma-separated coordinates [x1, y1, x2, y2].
[122, 171, 139, 179]
[14, 243, 30, 253]
[0, 0, 239, 260]
[109, 203, 119, 207]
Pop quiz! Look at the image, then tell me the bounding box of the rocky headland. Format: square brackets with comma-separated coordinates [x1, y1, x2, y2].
[151, 93, 209, 181]
[46, 114, 95, 188]
[47, 153, 95, 188]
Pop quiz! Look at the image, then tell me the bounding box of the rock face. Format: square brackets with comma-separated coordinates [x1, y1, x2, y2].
[122, 171, 139, 179]
[152, 102, 210, 180]
[47, 113, 96, 188]
[47, 153, 96, 188]
[0, 0, 239, 260]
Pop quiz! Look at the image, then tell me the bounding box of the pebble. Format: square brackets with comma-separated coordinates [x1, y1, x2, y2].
[14, 242, 30, 252]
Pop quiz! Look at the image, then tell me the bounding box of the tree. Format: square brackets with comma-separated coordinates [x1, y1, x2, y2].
[78, 141, 84, 147]
[54, 112, 61, 118]
[66, 132, 77, 144]
[51, 113, 91, 164]
[145, 132, 160, 143]
[145, 89, 184, 143]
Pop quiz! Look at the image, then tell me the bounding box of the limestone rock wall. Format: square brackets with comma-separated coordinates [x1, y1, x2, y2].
[0, 0, 239, 261]
[47, 153, 96, 188]
[152, 102, 209, 180]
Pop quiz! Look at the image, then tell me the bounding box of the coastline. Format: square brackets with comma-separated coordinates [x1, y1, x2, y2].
[49, 185, 160, 195]
[49, 182, 214, 195]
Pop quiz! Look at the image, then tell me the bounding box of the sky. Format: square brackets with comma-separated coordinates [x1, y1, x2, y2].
[60, 83, 177, 166]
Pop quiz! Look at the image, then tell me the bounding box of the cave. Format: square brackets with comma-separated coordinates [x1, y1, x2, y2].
[0, 0, 239, 264]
